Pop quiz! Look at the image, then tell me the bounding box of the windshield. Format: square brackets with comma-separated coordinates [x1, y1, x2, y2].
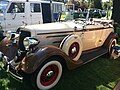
[0, 1, 9, 13]
[60, 11, 87, 21]
[60, 11, 74, 21]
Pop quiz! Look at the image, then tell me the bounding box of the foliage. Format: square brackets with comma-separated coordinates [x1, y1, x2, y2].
[116, 24, 120, 37]
[112, 0, 120, 24]
[102, 1, 113, 10]
[93, 0, 102, 9]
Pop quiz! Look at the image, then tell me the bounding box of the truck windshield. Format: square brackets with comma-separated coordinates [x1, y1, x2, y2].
[0, 1, 9, 13]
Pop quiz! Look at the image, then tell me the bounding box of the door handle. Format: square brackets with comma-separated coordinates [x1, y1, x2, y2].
[80, 32, 84, 35]
[12, 14, 16, 19]
[20, 16, 25, 17]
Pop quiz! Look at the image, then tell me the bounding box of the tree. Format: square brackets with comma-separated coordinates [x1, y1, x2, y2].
[112, 0, 120, 24]
[112, 0, 120, 31]
[94, 0, 102, 9]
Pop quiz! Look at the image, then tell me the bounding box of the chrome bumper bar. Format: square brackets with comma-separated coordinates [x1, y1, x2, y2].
[0, 51, 23, 82]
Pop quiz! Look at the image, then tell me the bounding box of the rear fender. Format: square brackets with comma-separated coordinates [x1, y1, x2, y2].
[103, 32, 118, 48]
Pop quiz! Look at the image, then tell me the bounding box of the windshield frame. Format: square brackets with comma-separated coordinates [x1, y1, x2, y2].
[0, 0, 9, 13]
[59, 11, 87, 22]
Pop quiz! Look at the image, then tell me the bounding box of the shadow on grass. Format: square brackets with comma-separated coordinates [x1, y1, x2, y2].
[0, 57, 120, 90]
[52, 57, 120, 90]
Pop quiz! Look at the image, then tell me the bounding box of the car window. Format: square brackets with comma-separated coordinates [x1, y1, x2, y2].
[7, 2, 25, 13]
[74, 13, 86, 19]
[60, 11, 73, 21]
[0, 1, 9, 13]
[30, 3, 41, 13]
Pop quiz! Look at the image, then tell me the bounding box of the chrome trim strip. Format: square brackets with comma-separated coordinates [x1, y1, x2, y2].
[46, 34, 69, 38]
[37, 31, 73, 35]
[8, 70, 23, 83]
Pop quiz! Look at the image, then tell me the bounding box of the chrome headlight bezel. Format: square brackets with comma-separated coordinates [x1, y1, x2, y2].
[6, 31, 12, 39]
[23, 37, 39, 50]
[0, 25, 2, 30]
[6, 31, 19, 41]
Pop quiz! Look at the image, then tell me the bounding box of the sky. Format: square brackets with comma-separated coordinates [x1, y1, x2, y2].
[102, 0, 109, 2]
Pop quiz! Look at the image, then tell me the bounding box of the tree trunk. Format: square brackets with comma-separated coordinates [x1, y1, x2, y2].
[94, 0, 102, 9]
[112, 0, 120, 23]
[112, 0, 120, 32]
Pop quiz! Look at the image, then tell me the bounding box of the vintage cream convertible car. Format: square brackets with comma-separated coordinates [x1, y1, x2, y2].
[0, 15, 118, 89]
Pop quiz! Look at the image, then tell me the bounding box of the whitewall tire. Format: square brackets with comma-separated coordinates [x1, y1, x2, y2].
[35, 60, 62, 90]
[60, 34, 82, 61]
[108, 39, 117, 59]
[109, 39, 117, 54]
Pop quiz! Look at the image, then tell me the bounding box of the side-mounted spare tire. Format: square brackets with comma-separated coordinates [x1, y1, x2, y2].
[60, 34, 82, 61]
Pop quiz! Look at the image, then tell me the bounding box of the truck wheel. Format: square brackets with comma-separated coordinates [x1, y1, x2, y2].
[32, 59, 62, 90]
[60, 34, 82, 61]
[108, 39, 117, 58]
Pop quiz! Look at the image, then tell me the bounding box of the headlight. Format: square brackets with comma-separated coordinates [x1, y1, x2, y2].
[0, 25, 2, 30]
[23, 38, 29, 48]
[6, 31, 19, 40]
[6, 31, 12, 39]
[23, 37, 39, 50]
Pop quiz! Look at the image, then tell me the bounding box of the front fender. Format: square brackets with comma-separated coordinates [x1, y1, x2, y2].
[0, 37, 17, 60]
[18, 45, 71, 74]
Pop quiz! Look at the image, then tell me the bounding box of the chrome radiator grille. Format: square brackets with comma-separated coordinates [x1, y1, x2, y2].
[18, 31, 31, 51]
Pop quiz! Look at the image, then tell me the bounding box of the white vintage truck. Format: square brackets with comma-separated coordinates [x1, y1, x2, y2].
[0, 0, 64, 33]
[0, 14, 118, 90]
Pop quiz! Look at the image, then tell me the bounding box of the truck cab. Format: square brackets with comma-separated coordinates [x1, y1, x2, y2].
[0, 0, 64, 34]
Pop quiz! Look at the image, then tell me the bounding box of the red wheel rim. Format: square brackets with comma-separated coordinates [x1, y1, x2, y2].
[40, 64, 59, 86]
[110, 41, 116, 52]
[68, 42, 80, 59]
[111, 40, 116, 47]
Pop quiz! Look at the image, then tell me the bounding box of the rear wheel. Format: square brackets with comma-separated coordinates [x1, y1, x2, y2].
[31, 58, 62, 90]
[108, 39, 117, 58]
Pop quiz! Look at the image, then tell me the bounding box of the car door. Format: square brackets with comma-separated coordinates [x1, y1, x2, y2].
[82, 24, 103, 51]
[41, 3, 51, 23]
[5, 2, 25, 32]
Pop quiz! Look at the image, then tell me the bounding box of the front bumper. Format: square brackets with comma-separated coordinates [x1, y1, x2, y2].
[0, 51, 23, 82]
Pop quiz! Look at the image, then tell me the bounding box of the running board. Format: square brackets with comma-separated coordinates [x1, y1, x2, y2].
[80, 47, 108, 62]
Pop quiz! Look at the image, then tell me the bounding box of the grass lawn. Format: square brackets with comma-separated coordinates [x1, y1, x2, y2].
[0, 57, 120, 90]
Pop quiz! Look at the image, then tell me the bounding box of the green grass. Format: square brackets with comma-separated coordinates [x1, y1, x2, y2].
[52, 58, 120, 90]
[1, 57, 120, 90]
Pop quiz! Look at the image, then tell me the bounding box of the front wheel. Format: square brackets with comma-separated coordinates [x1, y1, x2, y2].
[31, 59, 62, 90]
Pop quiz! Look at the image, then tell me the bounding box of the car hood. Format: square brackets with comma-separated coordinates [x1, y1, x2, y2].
[20, 21, 83, 34]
